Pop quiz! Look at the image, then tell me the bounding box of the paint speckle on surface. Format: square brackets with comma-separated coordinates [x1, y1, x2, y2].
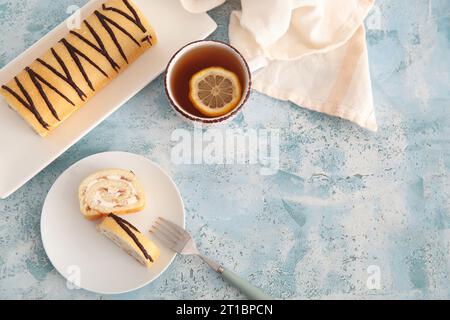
[0, 0, 450, 299]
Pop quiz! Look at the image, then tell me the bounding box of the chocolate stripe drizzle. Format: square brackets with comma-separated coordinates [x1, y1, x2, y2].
[2, 78, 50, 130]
[95, 10, 141, 64]
[141, 35, 152, 45]
[109, 214, 154, 262]
[60, 38, 108, 91]
[102, 0, 147, 33]
[70, 20, 120, 72]
[37, 48, 87, 101]
[27, 66, 77, 121]
[118, 217, 140, 233]
[2, 0, 152, 131]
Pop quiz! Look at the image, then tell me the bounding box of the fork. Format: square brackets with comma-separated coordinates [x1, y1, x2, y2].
[150, 217, 272, 300]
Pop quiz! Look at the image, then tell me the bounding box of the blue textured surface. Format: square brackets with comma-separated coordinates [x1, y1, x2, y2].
[1, 0, 450, 299]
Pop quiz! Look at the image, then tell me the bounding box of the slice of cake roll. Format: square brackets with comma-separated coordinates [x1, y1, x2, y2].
[79, 168, 146, 220]
[98, 214, 160, 268]
[0, 0, 157, 137]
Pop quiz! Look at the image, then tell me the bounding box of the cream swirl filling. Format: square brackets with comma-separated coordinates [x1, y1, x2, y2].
[86, 175, 139, 208]
[92, 193, 138, 208]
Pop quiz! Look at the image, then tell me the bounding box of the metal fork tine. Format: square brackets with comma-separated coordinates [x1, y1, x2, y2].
[158, 217, 185, 236]
[151, 224, 178, 243]
[149, 229, 171, 245]
[149, 226, 178, 250]
[155, 220, 183, 241]
[149, 231, 174, 249]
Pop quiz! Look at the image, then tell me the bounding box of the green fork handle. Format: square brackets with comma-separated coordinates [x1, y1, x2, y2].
[199, 255, 273, 300]
[220, 267, 273, 300]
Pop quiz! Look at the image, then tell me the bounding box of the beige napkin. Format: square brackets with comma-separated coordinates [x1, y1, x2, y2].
[182, 0, 377, 131]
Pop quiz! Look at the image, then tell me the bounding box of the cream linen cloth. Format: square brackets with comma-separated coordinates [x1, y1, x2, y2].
[182, 0, 377, 131]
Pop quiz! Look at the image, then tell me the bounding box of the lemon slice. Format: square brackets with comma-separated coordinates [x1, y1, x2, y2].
[189, 67, 242, 117]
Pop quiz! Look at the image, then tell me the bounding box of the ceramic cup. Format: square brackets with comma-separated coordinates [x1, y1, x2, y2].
[165, 40, 252, 124]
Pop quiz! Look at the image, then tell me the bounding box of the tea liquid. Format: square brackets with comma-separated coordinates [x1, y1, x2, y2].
[170, 44, 246, 118]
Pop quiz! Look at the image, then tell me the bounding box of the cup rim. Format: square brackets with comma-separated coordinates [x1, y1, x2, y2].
[164, 39, 252, 124]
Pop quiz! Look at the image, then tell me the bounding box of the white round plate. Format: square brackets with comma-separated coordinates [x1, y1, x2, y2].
[41, 152, 184, 294]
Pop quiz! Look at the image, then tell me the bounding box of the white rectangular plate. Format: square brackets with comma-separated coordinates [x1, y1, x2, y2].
[0, 0, 217, 199]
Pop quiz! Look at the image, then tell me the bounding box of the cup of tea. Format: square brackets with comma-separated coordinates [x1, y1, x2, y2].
[165, 40, 252, 124]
